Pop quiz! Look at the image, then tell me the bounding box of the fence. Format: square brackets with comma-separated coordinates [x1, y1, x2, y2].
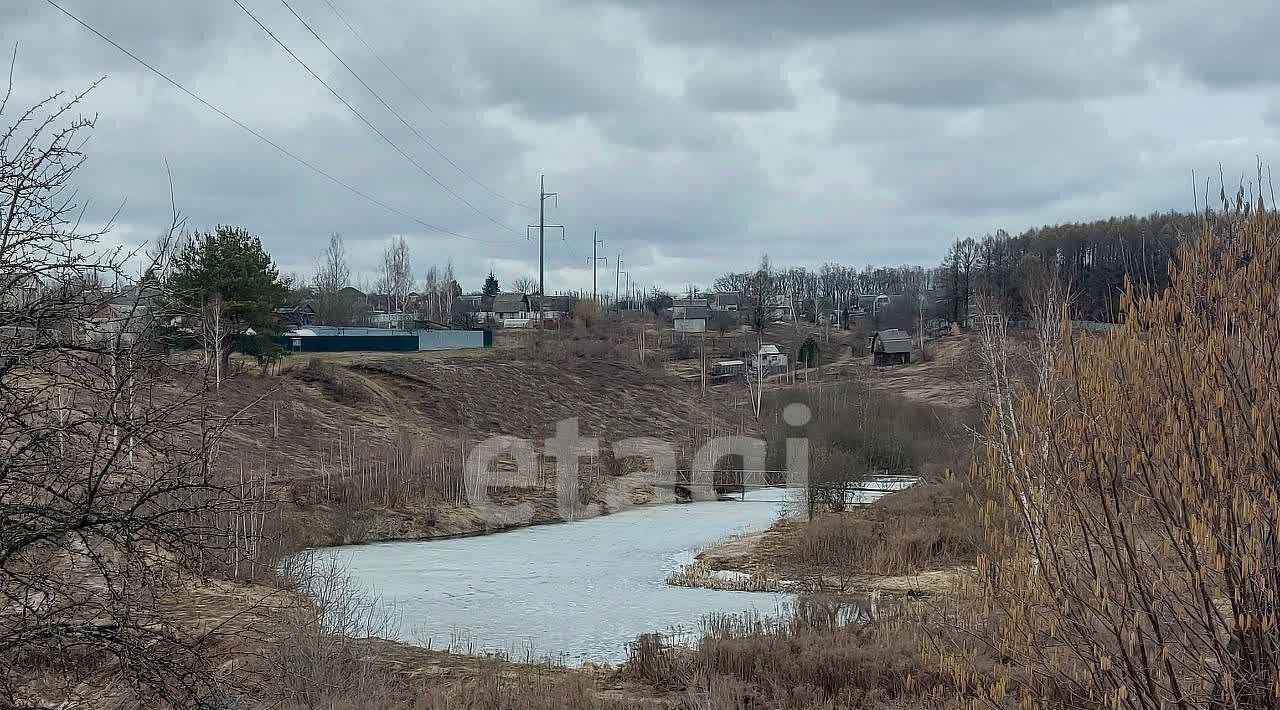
[417, 329, 490, 350]
[276, 326, 492, 353]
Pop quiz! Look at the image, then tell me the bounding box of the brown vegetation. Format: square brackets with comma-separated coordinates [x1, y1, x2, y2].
[762, 373, 977, 518]
[0, 86, 253, 708]
[933, 203, 1280, 708]
[620, 600, 962, 709]
[674, 362, 984, 603]
[793, 477, 979, 578]
[200, 337, 750, 552]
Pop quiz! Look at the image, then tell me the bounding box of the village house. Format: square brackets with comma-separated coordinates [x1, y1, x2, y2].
[529, 294, 573, 320]
[82, 282, 166, 346]
[369, 311, 417, 329]
[275, 302, 317, 328]
[710, 359, 746, 383]
[852, 294, 892, 319]
[749, 343, 788, 373]
[491, 292, 529, 321]
[336, 285, 366, 302]
[708, 291, 741, 311]
[767, 294, 795, 322]
[0, 270, 42, 314]
[869, 328, 912, 365]
[671, 297, 708, 333]
[455, 293, 494, 324]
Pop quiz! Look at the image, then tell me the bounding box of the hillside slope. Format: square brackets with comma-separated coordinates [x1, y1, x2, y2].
[210, 347, 753, 550]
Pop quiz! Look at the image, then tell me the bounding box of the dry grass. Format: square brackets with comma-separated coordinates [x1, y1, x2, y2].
[760, 367, 978, 518]
[688, 479, 982, 599]
[624, 368, 990, 708]
[855, 333, 993, 410]
[665, 559, 792, 592]
[134, 556, 668, 709]
[85, 324, 985, 708]
[675, 356, 985, 602]
[192, 338, 752, 553]
[621, 600, 966, 709]
[793, 477, 981, 577]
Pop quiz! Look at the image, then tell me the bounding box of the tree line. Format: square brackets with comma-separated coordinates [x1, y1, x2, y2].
[938, 211, 1195, 323]
[706, 211, 1198, 330]
[146, 207, 1204, 374]
[161, 228, 538, 358]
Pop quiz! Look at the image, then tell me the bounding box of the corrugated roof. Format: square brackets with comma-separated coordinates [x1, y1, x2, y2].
[673, 305, 709, 319]
[492, 292, 528, 313]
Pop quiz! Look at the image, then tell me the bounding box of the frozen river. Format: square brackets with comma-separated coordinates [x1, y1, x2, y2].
[302, 482, 910, 665]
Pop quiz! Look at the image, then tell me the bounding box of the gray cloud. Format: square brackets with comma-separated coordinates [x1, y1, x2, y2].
[2, 0, 1278, 294]
[822, 8, 1148, 107]
[1267, 101, 1280, 130]
[591, 0, 1118, 47]
[1132, 0, 1280, 89]
[685, 62, 796, 112]
[870, 103, 1149, 216]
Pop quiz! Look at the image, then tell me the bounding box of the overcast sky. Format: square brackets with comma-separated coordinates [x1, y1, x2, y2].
[4, 0, 1279, 294]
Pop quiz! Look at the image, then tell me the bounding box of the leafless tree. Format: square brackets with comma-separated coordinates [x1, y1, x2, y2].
[312, 232, 352, 325]
[440, 260, 456, 324]
[510, 276, 537, 295]
[1, 81, 243, 707]
[411, 260, 461, 325]
[375, 236, 413, 312]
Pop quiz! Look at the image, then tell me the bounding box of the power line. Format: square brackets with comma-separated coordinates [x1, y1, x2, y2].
[311, 0, 532, 211]
[42, 0, 498, 244]
[318, 0, 450, 126]
[232, 0, 520, 236]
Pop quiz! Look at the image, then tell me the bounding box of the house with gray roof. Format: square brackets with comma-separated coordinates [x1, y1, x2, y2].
[529, 294, 573, 319]
[870, 328, 912, 365]
[708, 292, 741, 311]
[672, 297, 709, 332]
[492, 292, 530, 320]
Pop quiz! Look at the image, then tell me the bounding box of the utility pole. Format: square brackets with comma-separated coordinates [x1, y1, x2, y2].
[587, 231, 608, 304]
[614, 254, 624, 310]
[526, 175, 562, 326]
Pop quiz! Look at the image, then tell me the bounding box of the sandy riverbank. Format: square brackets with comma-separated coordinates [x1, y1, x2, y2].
[670, 523, 973, 597]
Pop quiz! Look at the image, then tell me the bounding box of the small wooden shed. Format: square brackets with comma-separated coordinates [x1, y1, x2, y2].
[870, 329, 912, 365]
[710, 359, 746, 383]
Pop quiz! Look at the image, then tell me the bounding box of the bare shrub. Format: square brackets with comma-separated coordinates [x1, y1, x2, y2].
[1, 83, 234, 706]
[762, 380, 976, 517]
[937, 200, 1280, 708]
[259, 555, 403, 707]
[621, 600, 959, 709]
[793, 478, 981, 578]
[291, 431, 467, 517]
[573, 299, 601, 327]
[622, 633, 694, 690]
